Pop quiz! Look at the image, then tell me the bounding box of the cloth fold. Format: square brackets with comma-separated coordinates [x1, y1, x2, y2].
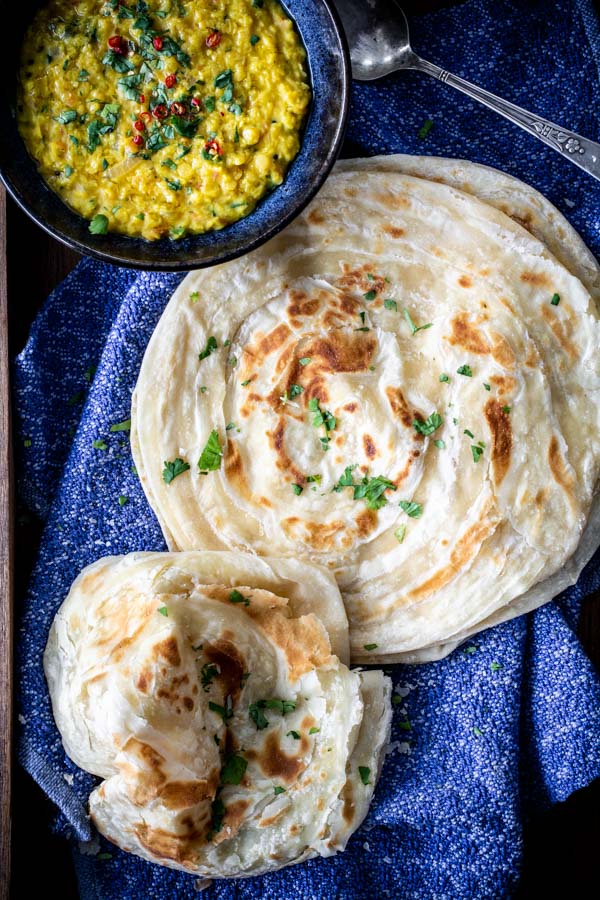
[13, 1, 600, 897]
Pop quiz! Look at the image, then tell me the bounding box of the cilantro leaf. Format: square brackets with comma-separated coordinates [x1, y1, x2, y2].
[403, 308, 432, 335]
[399, 500, 423, 518]
[221, 754, 247, 785]
[412, 412, 442, 436]
[457, 364, 473, 377]
[229, 589, 251, 606]
[358, 766, 371, 785]
[198, 430, 223, 473]
[199, 336, 218, 360]
[89, 214, 109, 235]
[162, 457, 190, 484]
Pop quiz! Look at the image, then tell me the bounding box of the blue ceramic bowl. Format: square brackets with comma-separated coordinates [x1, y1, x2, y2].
[0, 0, 350, 271]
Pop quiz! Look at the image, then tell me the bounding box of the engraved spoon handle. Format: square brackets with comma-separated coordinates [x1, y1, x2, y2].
[411, 55, 600, 182]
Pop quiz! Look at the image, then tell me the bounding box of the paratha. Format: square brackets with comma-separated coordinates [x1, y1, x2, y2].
[131, 155, 600, 662]
[44, 551, 391, 877]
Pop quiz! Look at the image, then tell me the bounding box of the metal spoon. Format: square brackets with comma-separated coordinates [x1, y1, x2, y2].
[332, 0, 600, 182]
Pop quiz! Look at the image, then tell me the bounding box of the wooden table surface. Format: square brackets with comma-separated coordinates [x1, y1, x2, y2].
[6, 192, 600, 897]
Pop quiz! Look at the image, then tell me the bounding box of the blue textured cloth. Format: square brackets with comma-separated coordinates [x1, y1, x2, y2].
[13, 1, 600, 897]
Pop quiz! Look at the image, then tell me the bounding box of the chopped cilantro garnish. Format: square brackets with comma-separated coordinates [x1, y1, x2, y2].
[249, 698, 296, 730]
[502, 406, 511, 414]
[214, 69, 233, 89]
[464, 429, 474, 438]
[64, 165, 73, 178]
[162, 457, 190, 484]
[384, 298, 398, 311]
[418, 118, 434, 140]
[363, 290, 376, 301]
[457, 364, 473, 377]
[199, 336, 218, 360]
[473, 726, 483, 737]
[309, 726, 320, 734]
[358, 766, 371, 785]
[118, 495, 128, 506]
[198, 430, 223, 473]
[221, 753, 247, 785]
[204, 95, 216, 112]
[110, 418, 131, 432]
[483, 383, 491, 391]
[56, 109, 77, 124]
[413, 412, 442, 436]
[89, 214, 109, 235]
[165, 178, 182, 191]
[250, 34, 260, 44]
[394, 525, 406, 543]
[229, 589, 251, 606]
[201, 663, 219, 691]
[434, 439, 446, 449]
[471, 445, 484, 462]
[92, 439, 107, 450]
[551, 293, 561, 306]
[439, 373, 450, 383]
[209, 697, 233, 723]
[403, 308, 432, 335]
[286, 731, 301, 740]
[333, 464, 358, 492]
[399, 500, 423, 518]
[392, 695, 403, 705]
[273, 785, 286, 795]
[67, 390, 84, 406]
[353, 475, 396, 510]
[102, 50, 135, 73]
[299, 357, 311, 366]
[363, 643, 378, 651]
[157, 606, 168, 616]
[292, 483, 303, 495]
[289, 384, 303, 397]
[490, 662, 502, 672]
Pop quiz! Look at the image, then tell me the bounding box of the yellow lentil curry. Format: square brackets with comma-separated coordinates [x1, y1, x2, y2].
[17, 0, 311, 240]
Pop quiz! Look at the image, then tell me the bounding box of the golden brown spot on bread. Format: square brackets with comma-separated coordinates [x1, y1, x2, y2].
[136, 669, 151, 693]
[548, 436, 575, 500]
[376, 192, 410, 209]
[458, 275, 472, 288]
[223, 441, 253, 502]
[355, 508, 378, 538]
[120, 738, 167, 805]
[484, 399, 512, 486]
[302, 331, 377, 374]
[287, 294, 319, 318]
[363, 434, 377, 459]
[540, 306, 577, 360]
[344, 402, 358, 413]
[246, 732, 306, 783]
[341, 779, 355, 825]
[204, 640, 246, 701]
[154, 637, 181, 668]
[308, 208, 325, 225]
[406, 511, 497, 602]
[520, 270, 551, 287]
[245, 323, 292, 369]
[489, 374, 517, 395]
[212, 799, 250, 844]
[259, 805, 288, 828]
[490, 332, 516, 369]
[246, 608, 331, 681]
[159, 778, 216, 811]
[509, 211, 534, 233]
[446, 313, 489, 355]
[266, 418, 304, 483]
[385, 386, 414, 429]
[281, 517, 345, 552]
[382, 224, 405, 239]
[133, 823, 201, 866]
[336, 264, 386, 297]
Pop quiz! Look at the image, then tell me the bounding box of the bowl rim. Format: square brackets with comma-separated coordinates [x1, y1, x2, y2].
[1, 0, 351, 272]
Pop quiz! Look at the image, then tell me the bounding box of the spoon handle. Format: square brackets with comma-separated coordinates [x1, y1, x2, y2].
[412, 56, 600, 182]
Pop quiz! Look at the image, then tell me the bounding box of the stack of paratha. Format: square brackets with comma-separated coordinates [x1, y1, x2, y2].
[131, 155, 600, 663]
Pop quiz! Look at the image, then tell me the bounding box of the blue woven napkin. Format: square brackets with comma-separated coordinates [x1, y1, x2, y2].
[13, 1, 600, 897]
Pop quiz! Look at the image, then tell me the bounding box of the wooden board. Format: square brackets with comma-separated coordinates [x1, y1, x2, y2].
[0, 188, 12, 900]
[4, 193, 600, 897]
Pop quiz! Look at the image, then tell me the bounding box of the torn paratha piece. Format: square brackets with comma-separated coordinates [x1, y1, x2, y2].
[44, 551, 391, 877]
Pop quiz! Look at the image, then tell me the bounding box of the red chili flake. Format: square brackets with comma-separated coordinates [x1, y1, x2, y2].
[153, 37, 163, 50]
[204, 138, 222, 159]
[107, 35, 126, 55]
[205, 30, 222, 49]
[165, 73, 177, 89]
[152, 104, 169, 120]
[133, 120, 145, 132]
[132, 135, 144, 146]
[170, 101, 186, 117]
[139, 111, 153, 122]
[139, 94, 145, 103]
[190, 97, 201, 108]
